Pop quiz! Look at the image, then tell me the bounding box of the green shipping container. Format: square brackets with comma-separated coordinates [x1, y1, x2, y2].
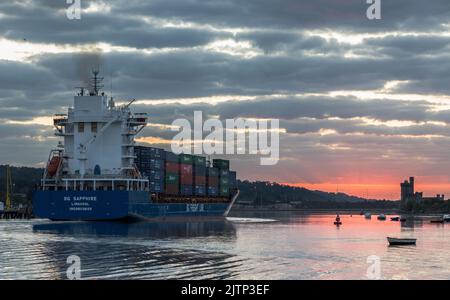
[193, 155, 206, 166]
[220, 177, 229, 185]
[219, 185, 229, 196]
[213, 159, 229, 170]
[179, 154, 193, 164]
[165, 173, 179, 184]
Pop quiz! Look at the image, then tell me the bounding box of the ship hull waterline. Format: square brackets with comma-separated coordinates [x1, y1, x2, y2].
[32, 190, 238, 221]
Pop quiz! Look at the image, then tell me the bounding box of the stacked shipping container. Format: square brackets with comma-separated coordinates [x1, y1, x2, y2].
[134, 146, 165, 193]
[179, 154, 193, 195]
[135, 147, 237, 198]
[165, 151, 179, 195]
[194, 156, 206, 196]
[207, 167, 219, 196]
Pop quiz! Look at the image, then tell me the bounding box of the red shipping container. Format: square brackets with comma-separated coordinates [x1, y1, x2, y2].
[207, 176, 219, 186]
[180, 164, 193, 175]
[165, 183, 179, 195]
[180, 164, 193, 185]
[195, 176, 206, 185]
[166, 162, 179, 173]
[181, 173, 193, 185]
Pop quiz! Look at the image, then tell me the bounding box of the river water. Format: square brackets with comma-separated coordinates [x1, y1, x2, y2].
[1, 212, 450, 279]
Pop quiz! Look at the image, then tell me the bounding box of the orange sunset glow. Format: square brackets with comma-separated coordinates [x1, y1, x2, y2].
[285, 182, 450, 201]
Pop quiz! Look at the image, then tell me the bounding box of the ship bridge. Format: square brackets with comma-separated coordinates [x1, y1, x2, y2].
[42, 71, 149, 192]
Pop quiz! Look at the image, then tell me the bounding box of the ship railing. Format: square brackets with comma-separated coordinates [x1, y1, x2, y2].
[62, 173, 146, 180]
[41, 177, 150, 192]
[53, 114, 68, 136]
[59, 177, 149, 192]
[128, 113, 148, 124]
[53, 114, 67, 121]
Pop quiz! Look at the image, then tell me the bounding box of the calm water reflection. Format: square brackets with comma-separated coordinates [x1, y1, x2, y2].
[1, 212, 450, 279]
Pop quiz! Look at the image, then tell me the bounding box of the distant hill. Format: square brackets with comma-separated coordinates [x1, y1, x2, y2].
[238, 180, 374, 202]
[236, 180, 398, 210]
[0, 165, 398, 209]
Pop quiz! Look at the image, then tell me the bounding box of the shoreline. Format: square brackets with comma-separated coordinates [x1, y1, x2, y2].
[230, 207, 449, 216]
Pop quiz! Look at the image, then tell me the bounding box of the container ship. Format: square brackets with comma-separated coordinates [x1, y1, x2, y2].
[33, 71, 238, 221]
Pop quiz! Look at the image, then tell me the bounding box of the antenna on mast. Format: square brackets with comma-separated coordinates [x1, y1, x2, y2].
[110, 70, 113, 98]
[90, 70, 104, 96]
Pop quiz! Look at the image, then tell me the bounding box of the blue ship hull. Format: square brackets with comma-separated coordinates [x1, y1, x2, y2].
[33, 191, 236, 221]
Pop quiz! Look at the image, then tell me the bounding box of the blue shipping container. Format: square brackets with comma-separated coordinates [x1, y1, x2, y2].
[150, 159, 164, 170]
[165, 151, 179, 163]
[180, 184, 193, 196]
[194, 165, 206, 176]
[207, 167, 219, 177]
[150, 147, 165, 159]
[207, 186, 218, 196]
[135, 147, 165, 160]
[195, 185, 206, 196]
[219, 169, 229, 177]
[229, 171, 237, 189]
[150, 181, 165, 193]
[142, 169, 164, 181]
[137, 160, 163, 171]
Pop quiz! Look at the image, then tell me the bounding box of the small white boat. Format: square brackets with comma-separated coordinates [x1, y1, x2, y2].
[387, 237, 416, 246]
[377, 214, 386, 220]
[443, 214, 450, 222]
[364, 212, 371, 219]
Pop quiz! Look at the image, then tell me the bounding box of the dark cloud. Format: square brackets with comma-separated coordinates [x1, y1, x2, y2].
[115, 0, 450, 32]
[28, 48, 450, 101]
[0, 2, 227, 49]
[365, 35, 450, 56]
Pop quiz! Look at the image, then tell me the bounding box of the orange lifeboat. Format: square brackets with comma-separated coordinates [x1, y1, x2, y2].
[47, 156, 61, 176]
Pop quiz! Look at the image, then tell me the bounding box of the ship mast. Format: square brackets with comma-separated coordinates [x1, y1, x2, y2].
[91, 70, 104, 96]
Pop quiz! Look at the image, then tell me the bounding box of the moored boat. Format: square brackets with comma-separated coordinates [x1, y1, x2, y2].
[387, 237, 416, 246]
[430, 219, 445, 224]
[390, 216, 400, 221]
[377, 214, 386, 220]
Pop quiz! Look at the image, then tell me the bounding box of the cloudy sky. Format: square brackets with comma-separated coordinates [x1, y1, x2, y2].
[2, 0, 450, 199]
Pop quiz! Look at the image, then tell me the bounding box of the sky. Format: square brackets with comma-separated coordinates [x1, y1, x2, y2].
[1, 0, 450, 200]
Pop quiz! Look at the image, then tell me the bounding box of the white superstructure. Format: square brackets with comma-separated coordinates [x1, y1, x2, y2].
[42, 71, 149, 191]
